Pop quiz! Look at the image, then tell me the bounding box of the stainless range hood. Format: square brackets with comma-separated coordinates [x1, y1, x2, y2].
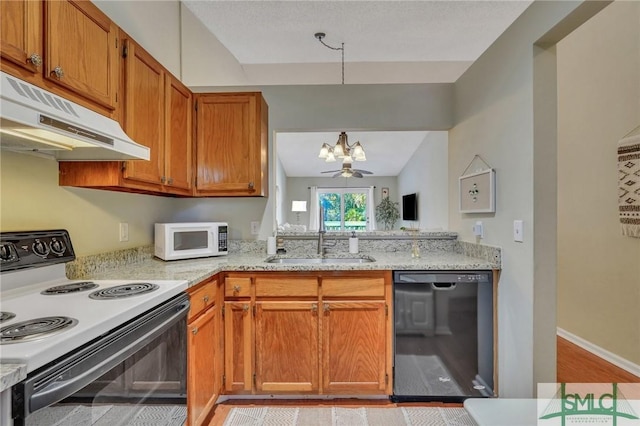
[0, 71, 150, 161]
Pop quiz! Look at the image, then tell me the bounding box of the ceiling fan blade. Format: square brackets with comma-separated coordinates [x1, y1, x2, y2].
[354, 169, 373, 174]
[352, 171, 364, 178]
[321, 170, 341, 173]
[332, 172, 342, 178]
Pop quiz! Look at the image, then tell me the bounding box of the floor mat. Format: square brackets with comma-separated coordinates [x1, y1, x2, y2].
[223, 406, 477, 426]
[26, 404, 186, 426]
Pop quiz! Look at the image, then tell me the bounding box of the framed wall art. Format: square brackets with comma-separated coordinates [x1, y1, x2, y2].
[459, 169, 496, 213]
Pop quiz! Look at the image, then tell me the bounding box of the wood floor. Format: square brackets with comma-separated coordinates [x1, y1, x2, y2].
[556, 336, 640, 383]
[205, 336, 639, 425]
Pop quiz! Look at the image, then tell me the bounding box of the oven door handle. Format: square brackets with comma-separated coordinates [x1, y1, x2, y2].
[21, 295, 190, 416]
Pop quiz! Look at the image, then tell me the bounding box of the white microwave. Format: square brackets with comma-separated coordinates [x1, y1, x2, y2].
[154, 222, 228, 261]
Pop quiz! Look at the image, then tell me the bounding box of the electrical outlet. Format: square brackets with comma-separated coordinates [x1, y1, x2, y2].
[250, 221, 260, 235]
[119, 223, 129, 242]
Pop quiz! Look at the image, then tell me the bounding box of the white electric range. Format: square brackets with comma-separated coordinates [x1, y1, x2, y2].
[0, 230, 190, 426]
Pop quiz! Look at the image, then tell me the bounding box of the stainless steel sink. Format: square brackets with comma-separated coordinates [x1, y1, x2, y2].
[265, 256, 375, 264]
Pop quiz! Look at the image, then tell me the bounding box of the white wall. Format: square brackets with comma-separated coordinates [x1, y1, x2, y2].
[556, 1, 640, 365]
[450, 1, 608, 397]
[397, 132, 448, 230]
[94, 0, 182, 77]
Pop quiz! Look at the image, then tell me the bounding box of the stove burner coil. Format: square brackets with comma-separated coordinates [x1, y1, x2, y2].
[88, 283, 159, 300]
[0, 312, 16, 323]
[41, 281, 99, 295]
[0, 316, 78, 344]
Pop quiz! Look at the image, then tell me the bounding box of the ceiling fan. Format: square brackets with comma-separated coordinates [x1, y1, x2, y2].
[321, 162, 373, 178]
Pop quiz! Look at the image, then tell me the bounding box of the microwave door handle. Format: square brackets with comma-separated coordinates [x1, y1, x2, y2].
[25, 299, 189, 414]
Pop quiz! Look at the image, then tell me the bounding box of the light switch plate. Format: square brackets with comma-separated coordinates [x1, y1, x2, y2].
[119, 223, 129, 242]
[473, 221, 484, 238]
[250, 221, 260, 235]
[513, 220, 524, 242]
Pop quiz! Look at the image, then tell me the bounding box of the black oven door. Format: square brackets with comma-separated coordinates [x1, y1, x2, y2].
[13, 293, 189, 426]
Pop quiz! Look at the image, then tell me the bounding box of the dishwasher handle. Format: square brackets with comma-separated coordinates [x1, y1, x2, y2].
[431, 282, 457, 291]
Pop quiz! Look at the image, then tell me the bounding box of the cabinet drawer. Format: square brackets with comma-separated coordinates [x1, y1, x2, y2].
[255, 277, 318, 298]
[225, 276, 252, 298]
[322, 277, 385, 298]
[188, 278, 217, 321]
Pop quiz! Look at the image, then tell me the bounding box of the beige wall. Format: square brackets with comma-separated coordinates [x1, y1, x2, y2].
[557, 1, 640, 365]
[450, 1, 607, 396]
[0, 151, 175, 255]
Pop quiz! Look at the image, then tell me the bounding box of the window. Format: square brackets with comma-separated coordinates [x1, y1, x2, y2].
[318, 188, 370, 231]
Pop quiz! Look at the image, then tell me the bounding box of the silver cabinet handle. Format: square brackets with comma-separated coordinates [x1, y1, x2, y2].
[233, 285, 241, 292]
[52, 66, 64, 79]
[168, 177, 174, 185]
[243, 304, 250, 313]
[160, 176, 166, 184]
[192, 327, 198, 335]
[248, 182, 254, 189]
[203, 295, 209, 303]
[311, 303, 318, 313]
[323, 303, 330, 313]
[29, 53, 42, 67]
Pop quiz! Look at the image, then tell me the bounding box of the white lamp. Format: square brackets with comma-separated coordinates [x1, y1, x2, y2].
[291, 201, 307, 225]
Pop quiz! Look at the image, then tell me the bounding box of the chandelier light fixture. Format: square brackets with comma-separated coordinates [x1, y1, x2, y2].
[314, 32, 366, 164]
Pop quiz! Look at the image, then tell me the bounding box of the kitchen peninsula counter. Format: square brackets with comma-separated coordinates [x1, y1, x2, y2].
[75, 250, 500, 289]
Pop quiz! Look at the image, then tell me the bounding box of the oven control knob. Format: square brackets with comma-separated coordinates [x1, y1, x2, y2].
[50, 239, 66, 256]
[0, 244, 15, 261]
[32, 240, 50, 257]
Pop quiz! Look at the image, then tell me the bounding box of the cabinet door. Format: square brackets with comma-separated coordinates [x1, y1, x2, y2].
[255, 301, 319, 393]
[44, 0, 117, 110]
[195, 93, 267, 196]
[0, 0, 42, 74]
[224, 301, 252, 392]
[322, 301, 387, 394]
[121, 39, 165, 188]
[165, 75, 193, 193]
[188, 305, 217, 426]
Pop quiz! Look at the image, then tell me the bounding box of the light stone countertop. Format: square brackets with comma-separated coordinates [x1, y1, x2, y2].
[85, 250, 498, 288]
[1, 363, 27, 392]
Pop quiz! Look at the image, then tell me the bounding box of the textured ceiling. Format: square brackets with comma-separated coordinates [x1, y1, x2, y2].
[182, 1, 532, 176]
[183, 1, 532, 65]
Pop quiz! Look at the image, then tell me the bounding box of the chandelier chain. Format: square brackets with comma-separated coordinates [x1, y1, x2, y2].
[316, 35, 345, 85]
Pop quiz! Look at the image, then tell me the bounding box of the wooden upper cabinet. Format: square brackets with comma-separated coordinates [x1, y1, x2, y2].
[0, 0, 42, 74]
[44, 0, 117, 110]
[195, 93, 268, 197]
[164, 75, 193, 194]
[59, 36, 193, 197]
[121, 38, 165, 189]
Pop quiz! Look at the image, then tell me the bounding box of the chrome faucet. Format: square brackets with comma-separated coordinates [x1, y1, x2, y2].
[317, 204, 336, 256]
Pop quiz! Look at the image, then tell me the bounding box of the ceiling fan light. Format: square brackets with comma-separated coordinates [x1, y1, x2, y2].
[354, 151, 366, 161]
[325, 151, 336, 162]
[318, 143, 330, 158]
[333, 143, 345, 158]
[342, 154, 354, 164]
[352, 142, 365, 157]
[342, 169, 353, 177]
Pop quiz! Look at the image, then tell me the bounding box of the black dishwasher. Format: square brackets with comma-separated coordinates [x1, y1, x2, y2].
[392, 270, 494, 402]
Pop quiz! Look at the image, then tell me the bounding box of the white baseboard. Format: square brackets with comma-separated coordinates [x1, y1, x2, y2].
[557, 327, 640, 378]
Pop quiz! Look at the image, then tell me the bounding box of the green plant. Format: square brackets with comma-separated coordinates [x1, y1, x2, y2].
[375, 197, 400, 230]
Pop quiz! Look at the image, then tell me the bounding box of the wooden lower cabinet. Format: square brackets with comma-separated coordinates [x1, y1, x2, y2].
[255, 301, 319, 393]
[321, 301, 387, 393]
[224, 301, 253, 392]
[187, 305, 217, 426]
[187, 277, 220, 426]
[222, 271, 392, 396]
